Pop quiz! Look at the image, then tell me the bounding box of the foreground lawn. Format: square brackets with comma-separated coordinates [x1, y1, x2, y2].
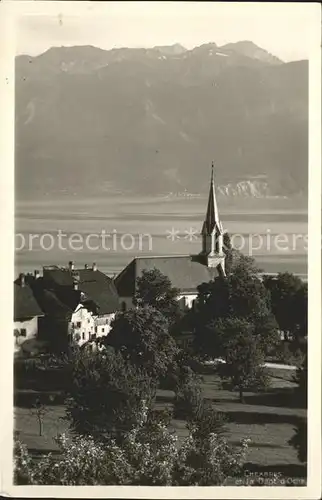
[15, 369, 306, 476]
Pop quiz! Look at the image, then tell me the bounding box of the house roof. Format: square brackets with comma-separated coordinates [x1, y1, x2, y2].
[79, 281, 119, 315]
[39, 288, 75, 320]
[43, 267, 112, 287]
[28, 277, 76, 320]
[115, 255, 222, 297]
[42, 266, 120, 315]
[14, 282, 44, 320]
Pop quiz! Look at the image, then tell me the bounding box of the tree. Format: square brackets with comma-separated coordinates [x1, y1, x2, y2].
[31, 398, 48, 437]
[294, 353, 307, 408]
[223, 232, 233, 275]
[289, 355, 307, 463]
[294, 284, 308, 342]
[65, 347, 156, 439]
[289, 419, 307, 464]
[263, 272, 307, 342]
[215, 318, 269, 403]
[14, 403, 249, 486]
[193, 254, 279, 359]
[105, 306, 178, 382]
[187, 402, 227, 441]
[160, 347, 202, 391]
[195, 254, 268, 322]
[230, 251, 264, 277]
[133, 268, 181, 325]
[173, 374, 204, 420]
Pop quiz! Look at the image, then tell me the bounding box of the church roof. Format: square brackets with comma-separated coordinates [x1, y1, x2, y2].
[114, 255, 222, 297]
[203, 163, 224, 235]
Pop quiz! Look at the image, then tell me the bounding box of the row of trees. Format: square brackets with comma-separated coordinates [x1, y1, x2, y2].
[128, 247, 307, 401]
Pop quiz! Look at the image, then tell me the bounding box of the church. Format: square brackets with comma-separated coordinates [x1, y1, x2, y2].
[115, 164, 226, 311]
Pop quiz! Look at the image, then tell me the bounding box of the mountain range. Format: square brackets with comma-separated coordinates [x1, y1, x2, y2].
[15, 41, 308, 199]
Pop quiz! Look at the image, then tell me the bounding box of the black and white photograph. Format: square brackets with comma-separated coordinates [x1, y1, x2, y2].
[0, 1, 321, 497]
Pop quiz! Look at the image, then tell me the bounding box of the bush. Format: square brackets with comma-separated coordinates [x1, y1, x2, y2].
[159, 350, 203, 391]
[14, 433, 34, 485]
[288, 419, 307, 463]
[289, 356, 307, 460]
[173, 380, 203, 420]
[14, 403, 249, 486]
[187, 403, 227, 440]
[173, 429, 249, 486]
[275, 341, 306, 366]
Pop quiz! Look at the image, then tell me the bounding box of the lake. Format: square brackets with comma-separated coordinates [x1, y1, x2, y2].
[15, 195, 308, 279]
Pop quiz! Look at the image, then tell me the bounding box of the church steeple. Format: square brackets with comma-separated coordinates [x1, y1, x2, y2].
[203, 162, 223, 236]
[200, 162, 225, 274]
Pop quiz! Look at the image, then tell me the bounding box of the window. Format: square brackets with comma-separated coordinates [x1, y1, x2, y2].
[14, 329, 20, 345]
[76, 321, 81, 328]
[91, 333, 96, 341]
[20, 329, 27, 337]
[95, 326, 97, 333]
[101, 328, 105, 333]
[82, 332, 85, 340]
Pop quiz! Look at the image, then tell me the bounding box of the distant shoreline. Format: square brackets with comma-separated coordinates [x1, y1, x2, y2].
[15, 192, 308, 208]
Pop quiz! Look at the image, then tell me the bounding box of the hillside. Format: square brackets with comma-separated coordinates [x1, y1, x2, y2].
[15, 42, 308, 199]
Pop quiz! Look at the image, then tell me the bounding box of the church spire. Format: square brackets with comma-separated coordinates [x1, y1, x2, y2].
[203, 161, 223, 236]
[200, 162, 225, 274]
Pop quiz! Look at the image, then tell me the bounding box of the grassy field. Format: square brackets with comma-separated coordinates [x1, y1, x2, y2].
[15, 367, 306, 478]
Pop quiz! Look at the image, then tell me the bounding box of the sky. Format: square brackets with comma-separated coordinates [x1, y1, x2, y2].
[14, 2, 319, 61]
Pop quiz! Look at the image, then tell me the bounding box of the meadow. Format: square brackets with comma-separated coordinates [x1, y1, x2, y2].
[14, 365, 306, 479]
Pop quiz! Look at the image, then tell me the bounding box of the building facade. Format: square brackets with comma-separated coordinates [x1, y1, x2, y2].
[14, 274, 44, 354]
[29, 262, 120, 347]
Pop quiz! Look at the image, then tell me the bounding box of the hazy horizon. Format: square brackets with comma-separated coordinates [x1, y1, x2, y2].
[15, 2, 316, 62]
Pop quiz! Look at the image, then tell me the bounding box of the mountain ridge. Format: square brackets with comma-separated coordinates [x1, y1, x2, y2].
[15, 42, 308, 200]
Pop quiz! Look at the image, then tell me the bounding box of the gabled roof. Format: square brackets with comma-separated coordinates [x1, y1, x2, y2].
[79, 280, 119, 315]
[43, 267, 112, 287]
[14, 282, 44, 320]
[42, 266, 120, 315]
[38, 288, 75, 320]
[115, 255, 222, 297]
[30, 277, 77, 320]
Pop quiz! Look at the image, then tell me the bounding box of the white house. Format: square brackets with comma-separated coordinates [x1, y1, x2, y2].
[30, 262, 120, 347]
[14, 274, 44, 354]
